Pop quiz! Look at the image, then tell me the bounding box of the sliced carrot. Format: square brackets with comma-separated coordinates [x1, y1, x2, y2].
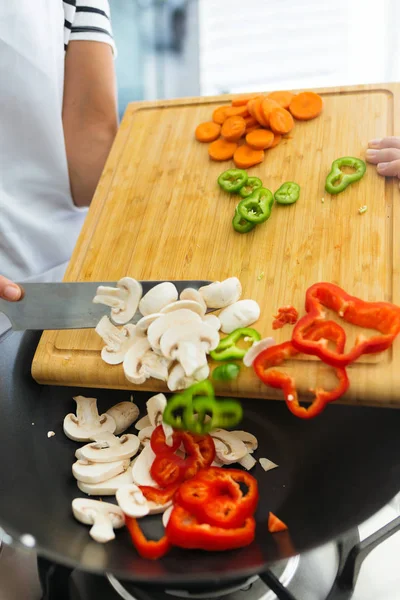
[212, 106, 230, 125]
[232, 95, 258, 107]
[261, 97, 281, 126]
[269, 133, 282, 148]
[247, 97, 261, 119]
[252, 97, 270, 128]
[195, 121, 221, 143]
[269, 107, 294, 135]
[244, 116, 258, 128]
[245, 124, 261, 135]
[221, 116, 246, 142]
[246, 129, 274, 150]
[208, 138, 238, 161]
[233, 144, 264, 169]
[225, 105, 249, 118]
[267, 90, 295, 109]
[268, 512, 288, 533]
[289, 91, 323, 120]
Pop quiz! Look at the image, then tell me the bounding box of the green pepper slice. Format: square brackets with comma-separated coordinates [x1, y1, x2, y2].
[210, 327, 261, 361]
[274, 181, 300, 205]
[232, 207, 256, 234]
[212, 363, 240, 381]
[212, 400, 243, 430]
[239, 176, 263, 198]
[163, 380, 214, 431]
[237, 187, 274, 224]
[325, 157, 366, 195]
[218, 169, 248, 193]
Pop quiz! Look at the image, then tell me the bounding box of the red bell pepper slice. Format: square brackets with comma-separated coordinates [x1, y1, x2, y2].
[150, 454, 187, 487]
[125, 516, 171, 559]
[268, 512, 288, 533]
[150, 425, 182, 455]
[166, 505, 256, 551]
[292, 282, 400, 367]
[272, 305, 299, 330]
[181, 432, 215, 479]
[139, 483, 179, 505]
[253, 321, 349, 419]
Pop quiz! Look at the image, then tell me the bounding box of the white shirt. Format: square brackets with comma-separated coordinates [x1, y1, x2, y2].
[0, 0, 115, 284]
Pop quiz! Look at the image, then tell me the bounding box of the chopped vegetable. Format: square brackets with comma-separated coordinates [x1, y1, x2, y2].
[140, 484, 180, 505]
[239, 176, 263, 198]
[270, 133, 282, 148]
[274, 182, 300, 205]
[213, 106, 230, 125]
[218, 168, 248, 193]
[208, 139, 238, 161]
[267, 91, 295, 109]
[272, 305, 299, 329]
[195, 122, 221, 143]
[212, 363, 240, 381]
[210, 327, 261, 361]
[268, 512, 288, 533]
[232, 95, 257, 107]
[150, 453, 187, 487]
[232, 207, 256, 234]
[243, 337, 275, 367]
[237, 188, 274, 224]
[325, 157, 366, 195]
[225, 105, 249, 118]
[259, 458, 278, 472]
[234, 144, 264, 169]
[221, 115, 247, 142]
[289, 91, 323, 121]
[260, 97, 280, 125]
[257, 271, 265, 281]
[249, 97, 269, 127]
[246, 129, 274, 150]
[125, 516, 171, 559]
[358, 205, 368, 214]
[150, 425, 182, 455]
[269, 107, 294, 135]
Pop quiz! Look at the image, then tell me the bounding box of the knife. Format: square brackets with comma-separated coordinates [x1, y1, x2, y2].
[0, 280, 212, 331]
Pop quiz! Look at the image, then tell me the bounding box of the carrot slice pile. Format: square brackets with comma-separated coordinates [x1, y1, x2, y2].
[195, 89, 323, 166]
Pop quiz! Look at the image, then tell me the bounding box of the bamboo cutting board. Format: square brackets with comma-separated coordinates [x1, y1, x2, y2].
[32, 83, 400, 407]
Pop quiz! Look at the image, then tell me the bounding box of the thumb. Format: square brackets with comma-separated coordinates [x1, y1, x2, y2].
[0, 276, 22, 302]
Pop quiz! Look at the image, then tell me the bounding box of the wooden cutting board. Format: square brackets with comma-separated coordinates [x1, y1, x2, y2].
[32, 83, 400, 408]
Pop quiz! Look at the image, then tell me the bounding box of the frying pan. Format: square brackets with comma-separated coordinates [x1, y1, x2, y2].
[1, 328, 400, 589]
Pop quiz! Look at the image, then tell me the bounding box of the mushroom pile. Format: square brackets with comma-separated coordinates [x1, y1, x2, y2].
[94, 277, 262, 391]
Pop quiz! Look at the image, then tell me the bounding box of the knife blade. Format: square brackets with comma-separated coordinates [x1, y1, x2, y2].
[0, 280, 212, 331]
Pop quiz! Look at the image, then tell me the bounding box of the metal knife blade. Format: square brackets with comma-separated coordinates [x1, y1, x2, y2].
[0, 280, 212, 331]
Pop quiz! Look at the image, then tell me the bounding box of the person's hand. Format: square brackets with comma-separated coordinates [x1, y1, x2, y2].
[0, 276, 22, 301]
[366, 137, 400, 181]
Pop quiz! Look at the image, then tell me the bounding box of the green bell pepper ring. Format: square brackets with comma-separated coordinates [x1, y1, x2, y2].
[210, 327, 261, 361]
[218, 169, 248, 193]
[274, 181, 300, 205]
[325, 157, 366, 195]
[163, 380, 214, 431]
[239, 176, 263, 198]
[237, 187, 274, 224]
[232, 207, 256, 234]
[212, 363, 240, 381]
[184, 396, 215, 434]
[212, 399, 243, 430]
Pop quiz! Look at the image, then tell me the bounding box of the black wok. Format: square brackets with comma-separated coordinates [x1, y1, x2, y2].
[0, 328, 400, 589]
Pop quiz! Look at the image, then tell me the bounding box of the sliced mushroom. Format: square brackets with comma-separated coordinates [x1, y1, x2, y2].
[238, 454, 257, 471]
[160, 322, 219, 376]
[141, 351, 172, 382]
[123, 337, 152, 385]
[106, 401, 140, 435]
[199, 278, 242, 308]
[131, 444, 159, 487]
[95, 316, 137, 365]
[231, 431, 258, 453]
[210, 429, 248, 464]
[180, 288, 207, 312]
[63, 396, 116, 442]
[135, 415, 151, 431]
[243, 337, 275, 367]
[78, 469, 133, 496]
[116, 484, 149, 518]
[72, 498, 125, 543]
[147, 309, 202, 352]
[160, 300, 206, 317]
[135, 313, 163, 336]
[139, 282, 178, 316]
[162, 505, 174, 528]
[93, 277, 142, 325]
[218, 300, 261, 334]
[259, 458, 279, 472]
[202, 314, 221, 331]
[138, 426, 155, 446]
[167, 363, 210, 392]
[72, 458, 130, 484]
[77, 432, 140, 463]
[146, 393, 167, 426]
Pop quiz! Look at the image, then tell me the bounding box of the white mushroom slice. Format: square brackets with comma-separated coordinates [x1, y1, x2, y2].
[210, 429, 248, 464]
[149, 500, 173, 516]
[231, 431, 258, 453]
[162, 422, 174, 448]
[135, 313, 163, 336]
[93, 277, 142, 325]
[167, 363, 210, 391]
[116, 484, 149, 518]
[238, 454, 257, 471]
[106, 401, 140, 435]
[131, 444, 159, 487]
[72, 459, 130, 484]
[139, 282, 178, 316]
[141, 351, 172, 382]
[259, 458, 279, 472]
[219, 300, 261, 334]
[243, 337, 275, 367]
[135, 415, 151, 431]
[123, 337, 152, 385]
[138, 426, 155, 446]
[202, 314, 221, 331]
[147, 309, 202, 352]
[199, 278, 242, 308]
[72, 498, 125, 543]
[78, 432, 140, 463]
[160, 322, 219, 376]
[180, 288, 207, 312]
[160, 300, 206, 317]
[146, 393, 167, 426]
[211, 459, 224, 467]
[63, 396, 116, 442]
[95, 316, 137, 365]
[78, 469, 133, 496]
[162, 505, 174, 528]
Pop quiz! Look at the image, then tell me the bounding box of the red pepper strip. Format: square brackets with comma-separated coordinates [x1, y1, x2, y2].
[166, 505, 256, 551]
[253, 322, 349, 419]
[150, 425, 182, 455]
[268, 512, 288, 533]
[272, 305, 299, 330]
[292, 282, 400, 367]
[181, 432, 216, 480]
[139, 484, 179, 505]
[150, 454, 187, 487]
[125, 516, 171, 559]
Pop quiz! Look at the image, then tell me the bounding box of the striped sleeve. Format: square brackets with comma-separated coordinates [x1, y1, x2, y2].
[64, 0, 117, 56]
